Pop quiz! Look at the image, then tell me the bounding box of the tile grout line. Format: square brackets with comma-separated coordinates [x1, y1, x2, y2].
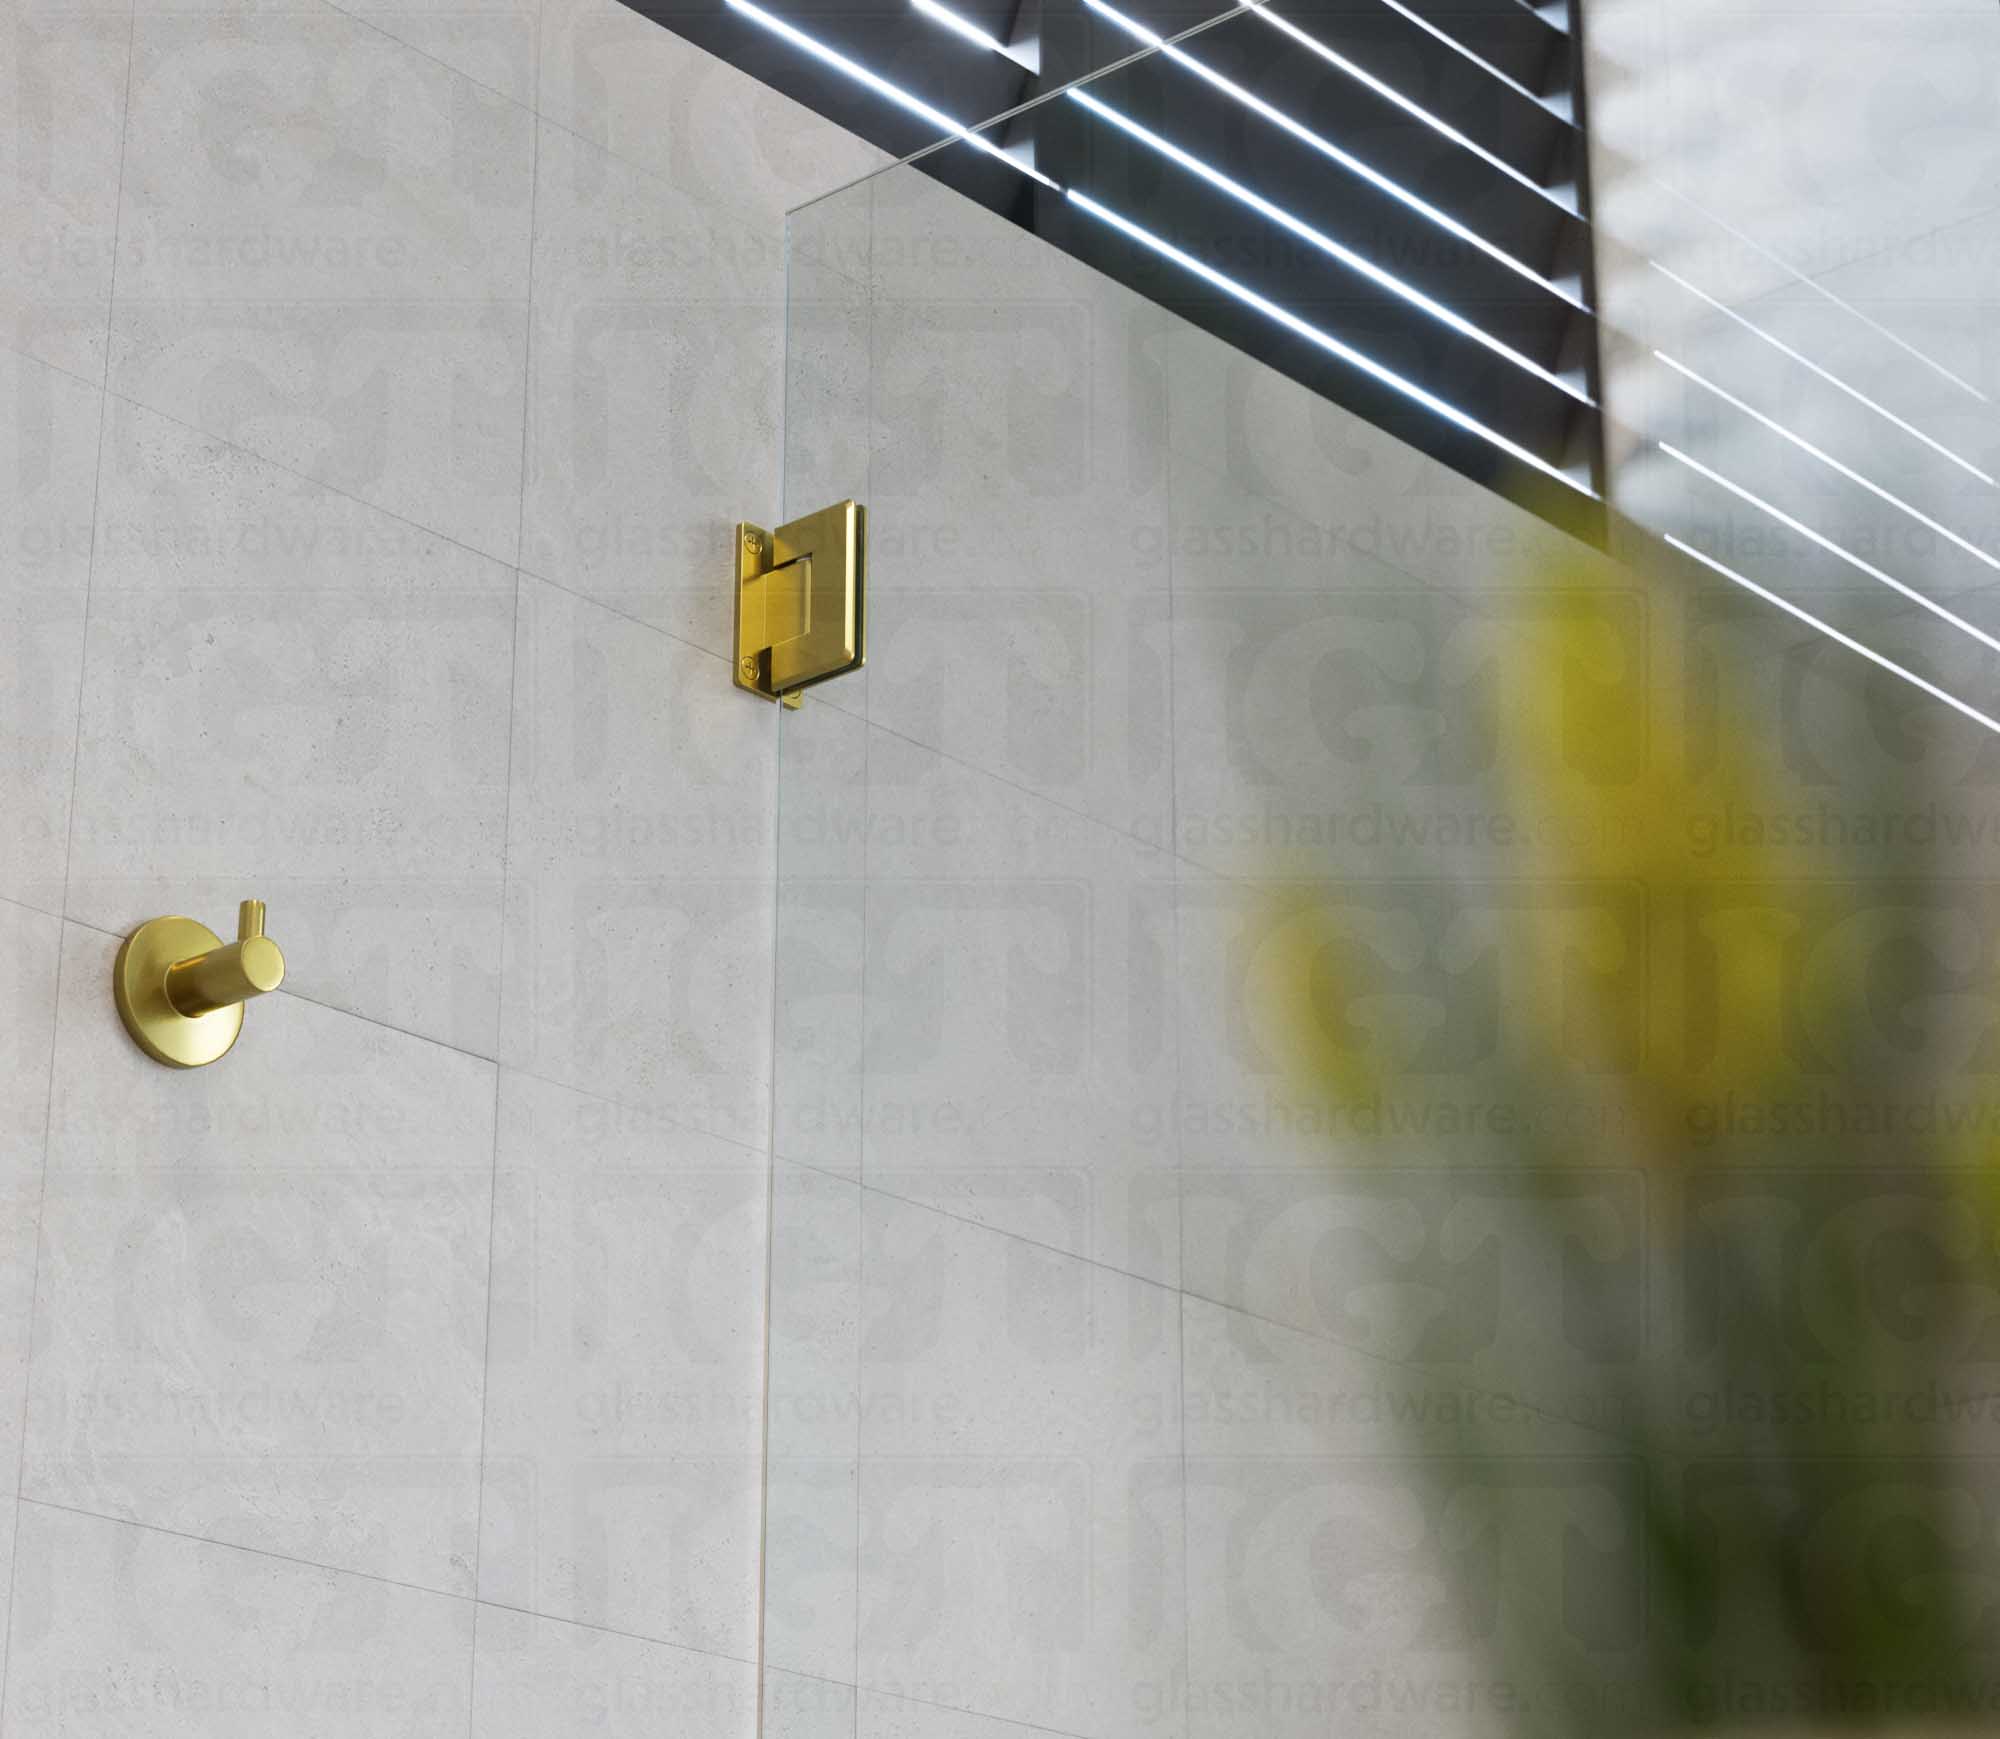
[21, 347, 1649, 904]
[530, 0, 544, 119]
[849, 269, 877, 1721]
[470, 1592, 761, 1671]
[24, 868, 1671, 1487]
[855, 1679, 1095, 1739]
[513, 75, 541, 577]
[53, 343, 1942, 903]
[54, 0, 136, 1014]
[53, 357, 864, 731]
[460, 1007, 508, 1727]
[1175, 1288, 1194, 1733]
[775, 1153, 1179, 1297]
[292, 0, 881, 242]
[768, 1150, 1644, 1452]
[754, 206, 789, 1736]
[845, 695, 1175, 858]
[0, 2, 138, 1709]
[849, 776, 867, 1736]
[754, 673, 785, 1739]
[58, 807, 1675, 1362]
[54, 908, 776, 1170]
[0, 920, 74, 1719]
[774, 1662, 1097, 1739]
[0, 335, 101, 398]
[17, 1493, 484, 1607]
[1162, 390, 1195, 1736]
[312, 0, 536, 117]
[217, 0, 743, 222]
[464, 1055, 508, 1730]
[12, 1493, 770, 1669]
[91, 374, 526, 584]
[463, 11, 543, 1712]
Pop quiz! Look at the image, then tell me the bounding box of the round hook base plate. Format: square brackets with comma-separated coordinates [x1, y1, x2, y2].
[114, 916, 244, 1069]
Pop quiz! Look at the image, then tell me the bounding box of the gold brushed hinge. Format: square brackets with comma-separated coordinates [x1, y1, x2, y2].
[734, 500, 866, 707]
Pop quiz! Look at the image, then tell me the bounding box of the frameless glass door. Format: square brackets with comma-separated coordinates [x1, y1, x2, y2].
[754, 26, 2000, 1739]
[755, 83, 1636, 1738]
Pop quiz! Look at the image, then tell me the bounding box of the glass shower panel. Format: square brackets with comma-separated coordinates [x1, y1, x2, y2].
[760, 112, 1641, 1738]
[758, 35, 2000, 1739]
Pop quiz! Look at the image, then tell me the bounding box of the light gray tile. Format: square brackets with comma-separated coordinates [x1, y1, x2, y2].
[22, 922, 495, 1593]
[68, 397, 514, 1052]
[108, 8, 533, 560]
[519, 120, 783, 656]
[476, 1069, 765, 1658]
[764, 1160, 861, 1683]
[855, 1193, 1184, 1739]
[0, 898, 61, 1667]
[1, 1501, 476, 1736]
[536, 0, 890, 224]
[1180, 1297, 1637, 1739]
[769, 1670, 856, 1739]
[0, 0, 131, 381]
[499, 575, 776, 1145]
[471, 1602, 757, 1739]
[866, 172, 1173, 843]
[0, 347, 98, 913]
[863, 730, 1180, 1286]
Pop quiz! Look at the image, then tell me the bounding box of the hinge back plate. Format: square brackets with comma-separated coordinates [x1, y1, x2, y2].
[734, 500, 866, 705]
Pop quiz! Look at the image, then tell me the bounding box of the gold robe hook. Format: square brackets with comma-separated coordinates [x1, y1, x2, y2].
[114, 900, 287, 1068]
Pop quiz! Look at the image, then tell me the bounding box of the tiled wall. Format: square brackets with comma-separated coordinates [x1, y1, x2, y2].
[6, 0, 1996, 1733]
[0, 0, 886, 1726]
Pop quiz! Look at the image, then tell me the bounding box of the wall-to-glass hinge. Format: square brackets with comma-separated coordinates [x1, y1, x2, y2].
[733, 500, 866, 707]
